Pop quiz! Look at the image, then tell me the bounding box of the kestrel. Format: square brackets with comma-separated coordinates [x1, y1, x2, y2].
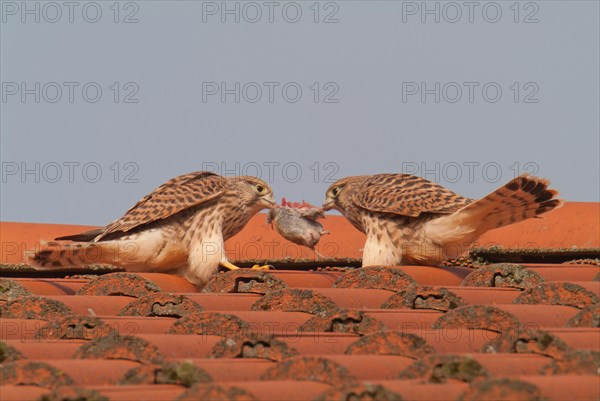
[29, 171, 275, 285]
[323, 174, 562, 266]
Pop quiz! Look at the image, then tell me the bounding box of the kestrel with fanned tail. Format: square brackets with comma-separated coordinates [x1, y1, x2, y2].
[29, 171, 275, 285]
[322, 174, 563, 266]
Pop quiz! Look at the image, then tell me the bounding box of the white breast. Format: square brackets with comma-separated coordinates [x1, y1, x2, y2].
[361, 215, 402, 266]
[186, 210, 227, 284]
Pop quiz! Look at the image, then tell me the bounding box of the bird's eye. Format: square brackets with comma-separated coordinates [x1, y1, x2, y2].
[255, 184, 265, 194]
[331, 187, 339, 197]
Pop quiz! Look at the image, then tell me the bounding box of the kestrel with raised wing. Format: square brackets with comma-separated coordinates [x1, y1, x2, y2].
[323, 174, 562, 266]
[29, 171, 275, 285]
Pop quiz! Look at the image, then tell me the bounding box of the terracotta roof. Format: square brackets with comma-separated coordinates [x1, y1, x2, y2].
[1, 202, 599, 401]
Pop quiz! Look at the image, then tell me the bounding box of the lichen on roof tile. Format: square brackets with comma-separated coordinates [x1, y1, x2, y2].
[0, 210, 598, 401]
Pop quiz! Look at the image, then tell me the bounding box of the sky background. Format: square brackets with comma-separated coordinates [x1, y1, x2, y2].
[1, 0, 599, 226]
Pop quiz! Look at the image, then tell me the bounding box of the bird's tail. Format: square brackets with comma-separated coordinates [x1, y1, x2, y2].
[28, 240, 126, 270]
[436, 174, 563, 240]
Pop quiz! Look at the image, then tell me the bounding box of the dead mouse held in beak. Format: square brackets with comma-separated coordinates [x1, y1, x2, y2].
[267, 198, 330, 259]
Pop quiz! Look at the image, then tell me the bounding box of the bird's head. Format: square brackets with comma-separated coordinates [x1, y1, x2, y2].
[323, 176, 363, 213]
[229, 176, 275, 212]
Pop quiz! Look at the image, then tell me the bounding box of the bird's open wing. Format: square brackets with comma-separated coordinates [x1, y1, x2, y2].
[94, 171, 226, 240]
[352, 174, 472, 217]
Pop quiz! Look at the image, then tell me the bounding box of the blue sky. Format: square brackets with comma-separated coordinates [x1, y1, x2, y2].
[1, 1, 598, 225]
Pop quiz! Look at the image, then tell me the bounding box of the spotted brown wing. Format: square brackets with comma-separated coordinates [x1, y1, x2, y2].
[352, 174, 472, 217]
[95, 171, 226, 240]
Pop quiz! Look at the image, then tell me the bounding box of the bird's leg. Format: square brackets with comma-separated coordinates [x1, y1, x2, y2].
[219, 260, 241, 270]
[250, 264, 272, 270]
[219, 260, 272, 271]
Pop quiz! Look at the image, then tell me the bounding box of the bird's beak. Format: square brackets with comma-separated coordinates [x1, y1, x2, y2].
[263, 195, 276, 208]
[322, 199, 334, 211]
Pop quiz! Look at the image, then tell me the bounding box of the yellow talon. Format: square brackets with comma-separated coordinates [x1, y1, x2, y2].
[251, 264, 273, 270]
[219, 261, 240, 270]
[219, 261, 273, 271]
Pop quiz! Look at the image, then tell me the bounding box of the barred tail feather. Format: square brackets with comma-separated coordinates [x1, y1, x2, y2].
[425, 174, 563, 247]
[28, 241, 121, 270]
[456, 174, 563, 236]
